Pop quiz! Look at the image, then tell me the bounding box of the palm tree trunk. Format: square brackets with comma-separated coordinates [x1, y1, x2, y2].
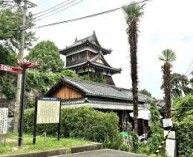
[129, 19, 138, 133]
[163, 63, 171, 118]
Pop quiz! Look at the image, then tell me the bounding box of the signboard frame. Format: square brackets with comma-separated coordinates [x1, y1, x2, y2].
[33, 97, 61, 144]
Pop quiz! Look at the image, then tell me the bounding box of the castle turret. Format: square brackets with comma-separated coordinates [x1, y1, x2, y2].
[60, 31, 121, 85]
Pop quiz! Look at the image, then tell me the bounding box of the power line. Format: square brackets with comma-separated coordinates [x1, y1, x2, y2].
[34, 0, 83, 22]
[174, 107, 193, 109]
[34, 0, 151, 29]
[36, 7, 120, 28]
[33, 0, 71, 16]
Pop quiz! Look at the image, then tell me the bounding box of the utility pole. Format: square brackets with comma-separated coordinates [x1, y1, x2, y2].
[13, 0, 36, 132]
[13, 0, 27, 132]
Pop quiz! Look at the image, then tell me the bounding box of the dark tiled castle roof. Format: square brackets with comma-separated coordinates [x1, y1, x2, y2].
[60, 31, 112, 55]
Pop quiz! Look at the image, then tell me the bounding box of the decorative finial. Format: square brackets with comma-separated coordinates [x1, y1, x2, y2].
[74, 37, 78, 43]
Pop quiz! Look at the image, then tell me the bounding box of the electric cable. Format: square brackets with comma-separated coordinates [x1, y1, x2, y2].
[34, 0, 83, 22]
[33, 0, 151, 29]
[33, 0, 77, 18]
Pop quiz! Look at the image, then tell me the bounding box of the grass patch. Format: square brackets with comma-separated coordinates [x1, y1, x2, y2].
[0, 133, 93, 155]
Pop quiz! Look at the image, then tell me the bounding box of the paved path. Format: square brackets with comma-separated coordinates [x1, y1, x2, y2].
[51, 149, 147, 157]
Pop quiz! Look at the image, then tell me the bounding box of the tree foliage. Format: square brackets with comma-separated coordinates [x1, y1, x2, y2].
[0, 7, 35, 100]
[140, 89, 152, 97]
[27, 40, 64, 72]
[24, 69, 78, 108]
[138, 101, 165, 156]
[161, 73, 192, 98]
[0, 8, 35, 51]
[173, 95, 193, 156]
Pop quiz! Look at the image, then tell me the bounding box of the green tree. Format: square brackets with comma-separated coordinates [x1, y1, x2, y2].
[140, 89, 152, 97]
[170, 73, 191, 97]
[0, 8, 35, 51]
[161, 73, 192, 98]
[159, 49, 176, 118]
[0, 7, 35, 92]
[27, 40, 64, 72]
[122, 2, 144, 133]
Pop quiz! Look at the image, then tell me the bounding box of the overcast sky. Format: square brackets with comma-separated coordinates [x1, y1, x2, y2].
[30, 0, 193, 99]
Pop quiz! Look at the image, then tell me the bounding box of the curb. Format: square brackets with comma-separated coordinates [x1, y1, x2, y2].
[0, 143, 102, 157]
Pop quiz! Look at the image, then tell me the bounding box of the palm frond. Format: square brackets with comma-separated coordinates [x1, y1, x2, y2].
[122, 1, 144, 23]
[159, 49, 176, 63]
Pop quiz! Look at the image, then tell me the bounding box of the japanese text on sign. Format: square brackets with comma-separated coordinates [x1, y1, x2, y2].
[0, 108, 8, 134]
[36, 100, 60, 124]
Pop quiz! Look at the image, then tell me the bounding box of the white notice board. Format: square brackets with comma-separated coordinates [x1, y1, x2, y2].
[0, 108, 8, 134]
[162, 118, 173, 128]
[36, 99, 60, 124]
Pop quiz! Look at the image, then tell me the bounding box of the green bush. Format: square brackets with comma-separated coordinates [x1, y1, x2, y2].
[173, 95, 193, 156]
[103, 134, 130, 151]
[174, 117, 193, 157]
[24, 107, 119, 142]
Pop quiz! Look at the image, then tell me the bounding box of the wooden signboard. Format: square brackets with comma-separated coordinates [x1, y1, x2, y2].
[36, 99, 60, 124]
[33, 97, 61, 144]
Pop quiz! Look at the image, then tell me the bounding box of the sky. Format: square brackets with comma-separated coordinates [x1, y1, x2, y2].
[29, 0, 193, 99]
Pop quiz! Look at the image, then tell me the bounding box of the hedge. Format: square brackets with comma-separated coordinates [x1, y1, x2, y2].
[24, 107, 119, 142]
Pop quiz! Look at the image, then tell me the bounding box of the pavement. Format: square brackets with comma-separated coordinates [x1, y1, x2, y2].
[51, 149, 147, 157]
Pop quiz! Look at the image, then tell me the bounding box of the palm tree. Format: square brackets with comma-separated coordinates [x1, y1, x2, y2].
[122, 2, 144, 133]
[159, 49, 176, 118]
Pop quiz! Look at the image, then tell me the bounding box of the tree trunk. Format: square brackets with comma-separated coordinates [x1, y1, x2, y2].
[163, 63, 171, 118]
[129, 19, 138, 133]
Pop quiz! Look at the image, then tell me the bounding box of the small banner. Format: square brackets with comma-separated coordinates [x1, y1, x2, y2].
[0, 64, 22, 74]
[36, 97, 60, 124]
[0, 108, 8, 134]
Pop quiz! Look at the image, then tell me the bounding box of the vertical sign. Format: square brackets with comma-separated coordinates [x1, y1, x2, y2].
[0, 108, 8, 134]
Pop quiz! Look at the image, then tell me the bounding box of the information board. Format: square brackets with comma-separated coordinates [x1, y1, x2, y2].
[0, 108, 8, 134]
[36, 98, 60, 124]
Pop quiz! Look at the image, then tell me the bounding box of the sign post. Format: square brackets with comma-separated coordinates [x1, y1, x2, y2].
[33, 97, 61, 144]
[0, 64, 22, 74]
[0, 60, 39, 147]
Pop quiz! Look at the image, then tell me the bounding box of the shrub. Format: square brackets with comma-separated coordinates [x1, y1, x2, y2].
[173, 95, 193, 156]
[24, 107, 119, 142]
[173, 116, 193, 157]
[137, 101, 164, 156]
[103, 134, 130, 151]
